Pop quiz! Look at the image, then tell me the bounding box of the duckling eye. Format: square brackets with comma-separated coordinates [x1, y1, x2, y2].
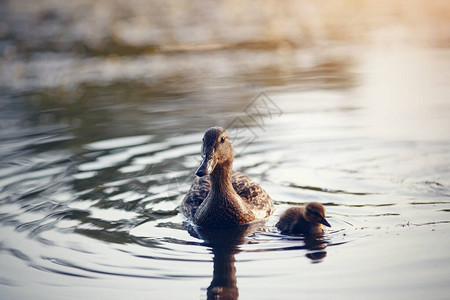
[220, 137, 225, 143]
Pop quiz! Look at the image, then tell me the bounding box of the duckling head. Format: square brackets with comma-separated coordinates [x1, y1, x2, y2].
[304, 202, 331, 227]
[195, 126, 234, 177]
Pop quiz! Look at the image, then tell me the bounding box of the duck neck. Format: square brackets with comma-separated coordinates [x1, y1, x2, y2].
[209, 161, 235, 197]
[208, 161, 254, 219]
[195, 160, 256, 227]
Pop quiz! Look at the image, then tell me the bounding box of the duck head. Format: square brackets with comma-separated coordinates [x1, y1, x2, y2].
[304, 202, 331, 227]
[195, 127, 233, 177]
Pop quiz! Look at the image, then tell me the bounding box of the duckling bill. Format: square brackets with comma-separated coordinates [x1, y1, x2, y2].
[181, 126, 273, 228]
[276, 202, 331, 235]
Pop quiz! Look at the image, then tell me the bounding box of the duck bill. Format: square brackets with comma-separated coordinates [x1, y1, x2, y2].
[320, 218, 331, 227]
[195, 154, 217, 177]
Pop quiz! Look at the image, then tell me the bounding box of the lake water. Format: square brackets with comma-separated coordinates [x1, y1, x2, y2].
[0, 41, 450, 299]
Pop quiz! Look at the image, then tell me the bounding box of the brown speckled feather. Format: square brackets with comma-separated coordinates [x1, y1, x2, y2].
[181, 171, 273, 220]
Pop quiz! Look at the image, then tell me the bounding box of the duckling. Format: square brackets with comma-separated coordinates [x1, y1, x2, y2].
[276, 202, 331, 235]
[181, 126, 273, 228]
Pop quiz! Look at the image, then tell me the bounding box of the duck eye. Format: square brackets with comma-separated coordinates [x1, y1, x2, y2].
[221, 137, 225, 143]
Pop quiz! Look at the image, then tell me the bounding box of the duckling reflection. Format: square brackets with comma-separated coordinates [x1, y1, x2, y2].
[185, 222, 261, 300]
[304, 236, 328, 262]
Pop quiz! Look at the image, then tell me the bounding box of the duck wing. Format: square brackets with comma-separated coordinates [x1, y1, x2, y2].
[231, 172, 273, 218]
[180, 175, 211, 219]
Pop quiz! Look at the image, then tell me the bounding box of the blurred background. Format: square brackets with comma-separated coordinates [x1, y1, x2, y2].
[1, 0, 449, 94]
[1, 1, 450, 299]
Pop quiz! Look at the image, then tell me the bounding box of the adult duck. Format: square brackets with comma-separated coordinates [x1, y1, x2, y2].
[181, 126, 273, 228]
[276, 202, 331, 235]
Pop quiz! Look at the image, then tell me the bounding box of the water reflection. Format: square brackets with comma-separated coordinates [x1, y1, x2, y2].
[279, 235, 328, 263]
[184, 221, 330, 299]
[189, 225, 250, 300]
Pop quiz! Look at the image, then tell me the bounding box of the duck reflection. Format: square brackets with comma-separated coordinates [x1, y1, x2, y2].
[185, 222, 261, 300]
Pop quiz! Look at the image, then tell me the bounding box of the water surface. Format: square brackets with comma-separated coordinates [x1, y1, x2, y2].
[0, 42, 449, 299]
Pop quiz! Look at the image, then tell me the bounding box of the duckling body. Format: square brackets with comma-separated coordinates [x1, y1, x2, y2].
[276, 202, 331, 235]
[181, 126, 273, 228]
